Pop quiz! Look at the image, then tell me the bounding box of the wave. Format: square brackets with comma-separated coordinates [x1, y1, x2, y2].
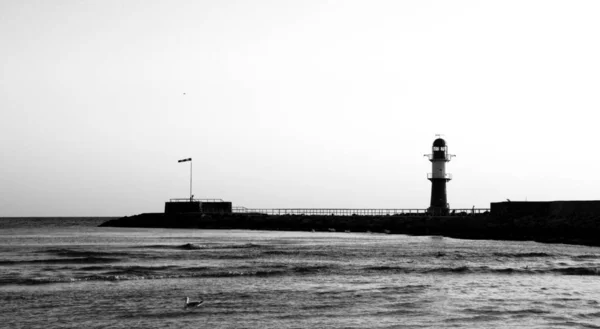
[180, 264, 334, 278]
[551, 267, 600, 275]
[10, 269, 286, 285]
[133, 243, 267, 250]
[130, 243, 276, 260]
[492, 252, 554, 258]
[364, 265, 600, 276]
[577, 311, 600, 319]
[463, 307, 551, 316]
[3, 261, 600, 286]
[43, 248, 129, 258]
[0, 257, 120, 265]
[572, 254, 600, 260]
[0, 263, 338, 286]
[177, 243, 206, 250]
[102, 265, 178, 275]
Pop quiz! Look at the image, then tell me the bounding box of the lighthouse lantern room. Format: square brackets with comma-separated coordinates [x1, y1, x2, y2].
[425, 136, 455, 215]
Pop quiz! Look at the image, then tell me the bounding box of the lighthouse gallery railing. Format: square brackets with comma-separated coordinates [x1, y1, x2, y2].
[427, 173, 452, 180]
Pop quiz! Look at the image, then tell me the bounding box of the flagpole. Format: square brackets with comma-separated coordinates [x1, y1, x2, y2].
[178, 158, 193, 202]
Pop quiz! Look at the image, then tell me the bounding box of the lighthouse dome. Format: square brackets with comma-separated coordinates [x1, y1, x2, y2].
[433, 138, 446, 147]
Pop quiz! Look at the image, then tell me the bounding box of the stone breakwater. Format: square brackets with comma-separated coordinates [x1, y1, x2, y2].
[100, 213, 600, 247]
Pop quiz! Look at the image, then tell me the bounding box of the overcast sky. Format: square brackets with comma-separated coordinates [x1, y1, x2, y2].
[1, 1, 599, 216]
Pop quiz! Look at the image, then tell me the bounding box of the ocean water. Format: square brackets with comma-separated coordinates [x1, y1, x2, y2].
[1, 218, 600, 328]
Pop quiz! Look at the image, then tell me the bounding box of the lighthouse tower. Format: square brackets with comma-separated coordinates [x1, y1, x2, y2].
[425, 137, 454, 215]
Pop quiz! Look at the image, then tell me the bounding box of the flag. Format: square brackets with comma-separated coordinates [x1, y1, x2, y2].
[178, 158, 192, 163]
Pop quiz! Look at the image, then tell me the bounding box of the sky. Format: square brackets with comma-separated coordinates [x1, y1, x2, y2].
[1, 0, 600, 216]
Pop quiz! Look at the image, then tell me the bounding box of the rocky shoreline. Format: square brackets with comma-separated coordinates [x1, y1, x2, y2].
[99, 212, 600, 247]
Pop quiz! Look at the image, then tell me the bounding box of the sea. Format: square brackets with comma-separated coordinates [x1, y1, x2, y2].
[1, 217, 600, 329]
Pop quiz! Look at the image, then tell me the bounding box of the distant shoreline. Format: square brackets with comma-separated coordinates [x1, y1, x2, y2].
[100, 212, 600, 248]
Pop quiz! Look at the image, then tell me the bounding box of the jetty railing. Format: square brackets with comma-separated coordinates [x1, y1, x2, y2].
[232, 207, 489, 216]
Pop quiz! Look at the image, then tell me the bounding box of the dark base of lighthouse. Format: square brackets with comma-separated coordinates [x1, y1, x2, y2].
[427, 206, 449, 216]
[428, 179, 449, 215]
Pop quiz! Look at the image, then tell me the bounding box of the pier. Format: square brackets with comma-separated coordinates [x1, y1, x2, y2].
[231, 206, 489, 216]
[166, 198, 489, 216]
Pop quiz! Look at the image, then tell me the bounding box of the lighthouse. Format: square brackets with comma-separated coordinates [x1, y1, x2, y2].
[425, 137, 454, 215]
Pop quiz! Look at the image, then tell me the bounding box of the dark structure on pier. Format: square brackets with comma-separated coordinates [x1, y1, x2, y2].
[165, 199, 232, 214]
[425, 137, 454, 215]
[491, 200, 600, 217]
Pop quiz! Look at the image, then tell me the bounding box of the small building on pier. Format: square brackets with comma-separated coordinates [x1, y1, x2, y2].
[491, 200, 600, 217]
[164, 198, 232, 214]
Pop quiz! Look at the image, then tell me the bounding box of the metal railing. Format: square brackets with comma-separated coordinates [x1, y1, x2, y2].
[424, 154, 455, 161]
[427, 173, 452, 180]
[231, 207, 489, 216]
[450, 208, 490, 214]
